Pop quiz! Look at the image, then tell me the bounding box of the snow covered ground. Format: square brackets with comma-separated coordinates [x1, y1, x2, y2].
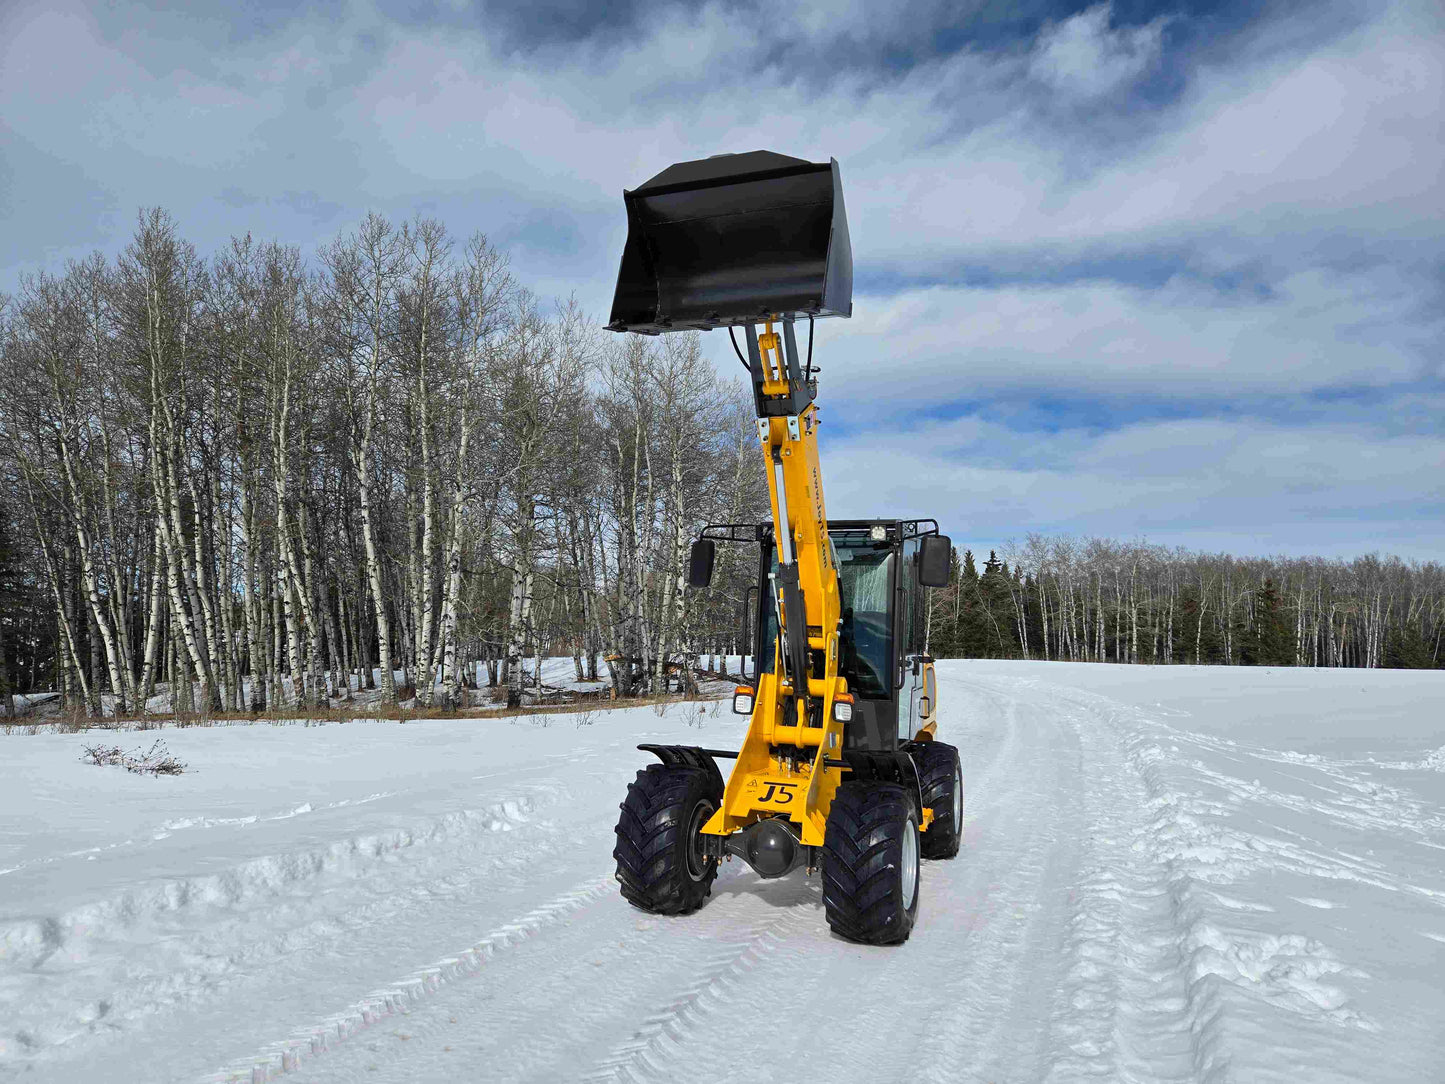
[1, 661, 1441, 1083]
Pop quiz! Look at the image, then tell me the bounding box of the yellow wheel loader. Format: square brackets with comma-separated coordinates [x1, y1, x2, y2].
[607, 151, 961, 945]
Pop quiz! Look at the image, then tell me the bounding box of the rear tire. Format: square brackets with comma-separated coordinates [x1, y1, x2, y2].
[822, 782, 920, 945]
[915, 741, 963, 859]
[614, 764, 720, 915]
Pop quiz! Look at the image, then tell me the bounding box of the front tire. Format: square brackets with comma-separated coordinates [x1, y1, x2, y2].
[822, 782, 920, 945]
[614, 764, 720, 914]
[915, 741, 963, 859]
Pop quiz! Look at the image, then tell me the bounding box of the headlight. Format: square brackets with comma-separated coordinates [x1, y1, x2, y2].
[832, 694, 854, 722]
[732, 686, 755, 715]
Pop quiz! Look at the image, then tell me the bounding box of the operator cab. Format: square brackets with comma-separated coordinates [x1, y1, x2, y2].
[699, 518, 950, 752]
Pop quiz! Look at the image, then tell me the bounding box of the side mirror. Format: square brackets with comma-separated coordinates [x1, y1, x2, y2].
[688, 538, 716, 588]
[918, 534, 951, 588]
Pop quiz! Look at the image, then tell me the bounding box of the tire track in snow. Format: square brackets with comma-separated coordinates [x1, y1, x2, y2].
[287, 866, 830, 1084]
[3, 786, 575, 1078]
[198, 874, 615, 1083]
[577, 907, 801, 1084]
[1039, 693, 1210, 1084]
[896, 681, 1091, 1084]
[1036, 681, 1387, 1083]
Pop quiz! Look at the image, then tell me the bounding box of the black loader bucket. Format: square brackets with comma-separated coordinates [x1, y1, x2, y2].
[607, 150, 852, 335]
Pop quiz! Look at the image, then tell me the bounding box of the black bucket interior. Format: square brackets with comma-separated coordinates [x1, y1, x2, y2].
[607, 151, 852, 335]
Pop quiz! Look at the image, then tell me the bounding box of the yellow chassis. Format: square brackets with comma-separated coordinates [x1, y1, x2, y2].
[700, 665, 939, 847]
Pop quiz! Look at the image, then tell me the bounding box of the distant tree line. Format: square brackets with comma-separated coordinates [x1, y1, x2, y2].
[0, 209, 767, 716]
[929, 537, 1444, 669]
[4, 212, 1437, 720]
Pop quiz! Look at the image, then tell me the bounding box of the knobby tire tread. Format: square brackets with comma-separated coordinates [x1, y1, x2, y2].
[614, 764, 720, 915]
[915, 741, 963, 859]
[822, 781, 919, 945]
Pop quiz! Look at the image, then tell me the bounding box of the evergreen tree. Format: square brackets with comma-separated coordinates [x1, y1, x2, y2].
[1239, 578, 1292, 666]
[1177, 589, 1225, 664]
[961, 549, 978, 586]
[1022, 572, 1045, 658]
[979, 550, 1020, 657]
[1383, 625, 1435, 669]
[957, 549, 993, 658]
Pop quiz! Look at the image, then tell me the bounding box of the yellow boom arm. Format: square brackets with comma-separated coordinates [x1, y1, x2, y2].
[701, 320, 849, 848]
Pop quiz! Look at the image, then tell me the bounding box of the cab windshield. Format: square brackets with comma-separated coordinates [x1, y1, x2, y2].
[758, 533, 894, 700]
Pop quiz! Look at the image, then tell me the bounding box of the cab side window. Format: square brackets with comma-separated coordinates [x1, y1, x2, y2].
[898, 538, 920, 663]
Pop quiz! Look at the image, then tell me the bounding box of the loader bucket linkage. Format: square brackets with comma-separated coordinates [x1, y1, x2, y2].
[607, 150, 853, 335]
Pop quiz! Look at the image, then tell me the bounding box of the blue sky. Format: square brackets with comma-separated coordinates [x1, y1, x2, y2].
[2, 0, 1441, 561]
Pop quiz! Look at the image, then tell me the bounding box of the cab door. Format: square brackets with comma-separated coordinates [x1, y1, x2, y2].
[916, 661, 938, 737]
[897, 538, 924, 742]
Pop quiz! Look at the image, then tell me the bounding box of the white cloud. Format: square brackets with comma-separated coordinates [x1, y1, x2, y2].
[5, 0, 1439, 271]
[0, 6, 285, 170]
[801, 261, 1441, 413]
[818, 407, 1445, 560]
[1, 0, 1440, 557]
[1028, 4, 1165, 99]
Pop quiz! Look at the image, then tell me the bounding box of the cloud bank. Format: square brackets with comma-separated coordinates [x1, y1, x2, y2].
[2, 0, 1440, 559]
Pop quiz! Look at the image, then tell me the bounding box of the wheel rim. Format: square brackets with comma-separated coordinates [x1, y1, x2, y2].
[685, 799, 716, 881]
[952, 765, 963, 835]
[901, 818, 918, 908]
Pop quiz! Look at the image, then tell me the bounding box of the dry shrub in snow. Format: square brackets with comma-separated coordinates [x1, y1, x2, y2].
[81, 744, 127, 767]
[81, 739, 187, 776]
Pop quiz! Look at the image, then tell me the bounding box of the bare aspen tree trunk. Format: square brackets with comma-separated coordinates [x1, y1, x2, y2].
[24, 494, 94, 712]
[356, 401, 396, 702]
[182, 457, 226, 708]
[408, 223, 443, 707]
[438, 411, 473, 708]
[170, 617, 193, 713]
[340, 585, 358, 692]
[653, 460, 685, 694]
[270, 341, 307, 705]
[64, 511, 129, 713]
[319, 559, 347, 700]
[579, 508, 611, 687]
[150, 397, 220, 710]
[136, 523, 165, 704]
[1129, 556, 1140, 663]
[0, 616, 12, 719]
[297, 502, 325, 701]
[505, 498, 535, 710]
[238, 461, 268, 710]
[214, 510, 242, 711]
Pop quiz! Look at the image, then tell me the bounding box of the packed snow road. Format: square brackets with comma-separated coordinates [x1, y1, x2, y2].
[2, 663, 1442, 1083]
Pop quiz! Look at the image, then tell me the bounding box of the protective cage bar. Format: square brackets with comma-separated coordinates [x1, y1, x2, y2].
[698, 519, 940, 544]
[699, 522, 768, 544]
